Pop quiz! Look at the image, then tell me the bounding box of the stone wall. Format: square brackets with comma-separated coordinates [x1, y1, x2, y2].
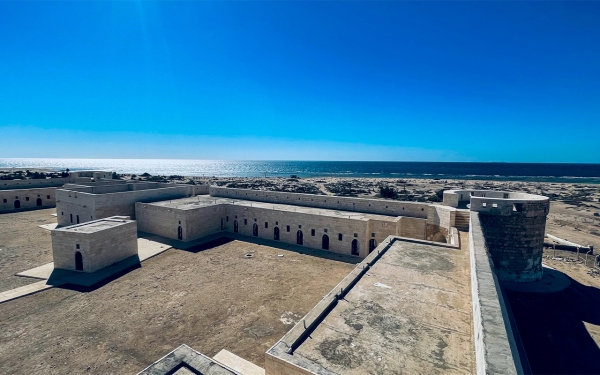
[56, 185, 199, 226]
[210, 187, 430, 219]
[51, 217, 138, 273]
[0, 187, 58, 212]
[470, 212, 522, 375]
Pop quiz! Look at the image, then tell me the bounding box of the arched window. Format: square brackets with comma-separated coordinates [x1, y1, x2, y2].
[75, 251, 83, 271]
[369, 239, 377, 253]
[253, 223, 258, 236]
[234, 220, 239, 233]
[297, 230, 303, 245]
[351, 239, 359, 256]
[274, 227, 280, 241]
[36, 198, 42, 207]
[322, 234, 329, 250]
[178, 226, 183, 240]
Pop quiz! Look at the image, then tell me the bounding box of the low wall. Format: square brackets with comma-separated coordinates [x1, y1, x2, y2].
[210, 186, 430, 219]
[0, 187, 58, 213]
[469, 212, 522, 375]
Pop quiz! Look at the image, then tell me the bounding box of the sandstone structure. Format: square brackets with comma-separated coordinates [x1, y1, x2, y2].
[51, 216, 138, 273]
[37, 177, 550, 375]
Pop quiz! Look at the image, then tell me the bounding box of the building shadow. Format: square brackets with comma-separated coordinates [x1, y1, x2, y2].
[504, 276, 600, 374]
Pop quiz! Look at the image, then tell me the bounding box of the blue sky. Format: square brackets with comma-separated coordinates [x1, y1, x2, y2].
[1, 1, 599, 162]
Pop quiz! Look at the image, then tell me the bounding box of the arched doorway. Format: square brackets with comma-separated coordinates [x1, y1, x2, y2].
[36, 198, 42, 207]
[322, 234, 329, 250]
[253, 223, 258, 236]
[433, 232, 447, 243]
[234, 220, 239, 233]
[351, 239, 359, 256]
[13, 200, 20, 209]
[274, 227, 280, 240]
[177, 226, 183, 240]
[75, 251, 83, 271]
[297, 230, 303, 245]
[369, 239, 377, 253]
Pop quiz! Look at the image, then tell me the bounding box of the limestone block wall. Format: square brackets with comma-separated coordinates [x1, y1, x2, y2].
[224, 204, 371, 257]
[472, 194, 549, 282]
[469, 212, 522, 375]
[399, 217, 427, 240]
[210, 187, 430, 219]
[51, 218, 138, 273]
[56, 185, 196, 226]
[184, 205, 225, 241]
[0, 178, 69, 190]
[0, 187, 57, 212]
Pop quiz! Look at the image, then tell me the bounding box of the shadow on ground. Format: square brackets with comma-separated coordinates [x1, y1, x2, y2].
[505, 276, 600, 375]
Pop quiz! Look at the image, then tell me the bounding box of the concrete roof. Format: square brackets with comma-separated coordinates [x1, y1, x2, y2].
[145, 196, 399, 222]
[269, 239, 475, 374]
[54, 217, 133, 233]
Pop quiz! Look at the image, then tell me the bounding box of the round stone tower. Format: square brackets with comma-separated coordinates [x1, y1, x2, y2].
[467, 191, 550, 282]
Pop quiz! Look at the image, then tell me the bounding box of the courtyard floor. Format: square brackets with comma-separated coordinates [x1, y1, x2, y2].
[0, 230, 354, 374]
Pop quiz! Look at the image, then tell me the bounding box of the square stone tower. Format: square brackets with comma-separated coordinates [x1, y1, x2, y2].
[51, 216, 138, 273]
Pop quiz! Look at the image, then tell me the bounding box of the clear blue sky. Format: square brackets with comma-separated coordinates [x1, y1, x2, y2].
[1, 1, 599, 162]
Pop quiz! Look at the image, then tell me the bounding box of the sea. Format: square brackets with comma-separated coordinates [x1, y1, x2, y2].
[1, 158, 600, 184]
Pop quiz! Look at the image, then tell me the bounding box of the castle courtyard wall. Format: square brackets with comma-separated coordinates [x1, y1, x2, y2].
[0, 187, 58, 213]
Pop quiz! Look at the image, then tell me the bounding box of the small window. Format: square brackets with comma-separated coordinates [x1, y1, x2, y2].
[421, 208, 424, 211]
[2, 199, 6, 203]
[504, 193, 509, 199]
[25, 197, 29, 201]
[299, 224, 302, 229]
[275, 221, 278, 225]
[61, 211, 64, 215]
[492, 203, 498, 208]
[354, 233, 358, 238]
[47, 195, 50, 199]
[265, 222, 268, 228]
[311, 229, 315, 236]
[371, 233, 375, 238]
[235, 215, 237, 219]
[513, 203, 523, 212]
[286, 225, 290, 232]
[482, 203, 487, 208]
[244, 219, 248, 225]
[226, 216, 229, 222]
[179, 221, 181, 224]
[76, 244, 80, 249]
[254, 218, 257, 222]
[386, 206, 388, 208]
[338, 233, 343, 241]
[37, 194, 40, 197]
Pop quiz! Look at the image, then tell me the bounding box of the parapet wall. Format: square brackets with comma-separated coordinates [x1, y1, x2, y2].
[470, 212, 522, 375]
[210, 187, 430, 219]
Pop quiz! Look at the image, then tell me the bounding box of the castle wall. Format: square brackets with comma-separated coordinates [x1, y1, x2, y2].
[0, 187, 57, 213]
[56, 185, 197, 226]
[210, 187, 430, 219]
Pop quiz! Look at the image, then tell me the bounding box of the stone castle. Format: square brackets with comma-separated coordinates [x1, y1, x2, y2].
[2, 171, 550, 374]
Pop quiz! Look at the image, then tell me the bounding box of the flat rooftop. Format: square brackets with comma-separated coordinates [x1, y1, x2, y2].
[270, 239, 475, 374]
[55, 217, 132, 233]
[146, 196, 399, 222]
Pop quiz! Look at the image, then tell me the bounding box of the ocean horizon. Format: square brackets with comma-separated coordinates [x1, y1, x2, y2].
[1, 158, 600, 184]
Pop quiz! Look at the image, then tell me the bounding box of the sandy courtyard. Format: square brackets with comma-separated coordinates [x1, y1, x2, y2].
[0, 238, 354, 375]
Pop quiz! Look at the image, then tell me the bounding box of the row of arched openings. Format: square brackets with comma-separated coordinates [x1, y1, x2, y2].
[10, 198, 43, 209]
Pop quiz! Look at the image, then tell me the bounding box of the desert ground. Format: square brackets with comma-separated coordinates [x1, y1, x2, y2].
[0, 238, 354, 374]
